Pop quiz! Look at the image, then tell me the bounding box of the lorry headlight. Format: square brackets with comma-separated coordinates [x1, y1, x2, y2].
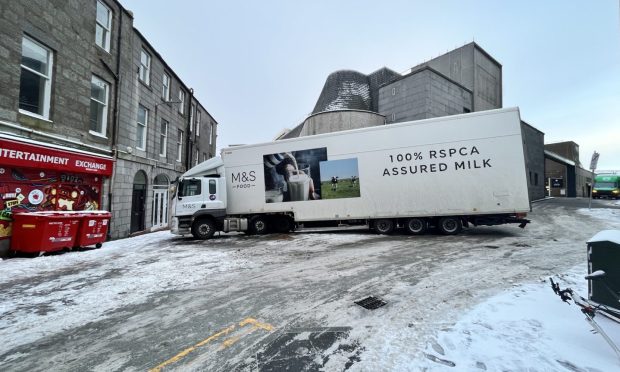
[592, 190, 597, 193]
[613, 190, 619, 194]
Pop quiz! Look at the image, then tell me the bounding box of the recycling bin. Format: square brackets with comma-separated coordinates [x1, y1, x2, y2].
[75, 211, 111, 248]
[587, 230, 620, 310]
[10, 211, 82, 254]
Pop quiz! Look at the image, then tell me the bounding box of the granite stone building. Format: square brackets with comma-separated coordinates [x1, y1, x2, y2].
[0, 0, 217, 251]
[282, 42, 546, 201]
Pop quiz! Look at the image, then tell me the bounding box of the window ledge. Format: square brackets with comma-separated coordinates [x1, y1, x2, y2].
[139, 79, 152, 90]
[95, 44, 111, 54]
[89, 130, 108, 139]
[19, 109, 53, 123]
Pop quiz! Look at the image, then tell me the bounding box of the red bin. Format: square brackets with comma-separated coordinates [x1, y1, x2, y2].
[75, 211, 111, 248]
[10, 211, 82, 253]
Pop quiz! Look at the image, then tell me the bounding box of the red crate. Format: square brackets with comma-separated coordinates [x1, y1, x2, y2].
[11, 212, 82, 253]
[75, 211, 111, 248]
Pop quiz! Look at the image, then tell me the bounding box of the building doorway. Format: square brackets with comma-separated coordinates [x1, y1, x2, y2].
[152, 174, 170, 230]
[130, 171, 147, 234]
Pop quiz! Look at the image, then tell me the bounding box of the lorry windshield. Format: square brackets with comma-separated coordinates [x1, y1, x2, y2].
[179, 179, 201, 197]
[595, 182, 617, 188]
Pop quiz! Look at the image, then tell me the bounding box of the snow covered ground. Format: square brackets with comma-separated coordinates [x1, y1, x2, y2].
[410, 207, 620, 372]
[0, 199, 619, 371]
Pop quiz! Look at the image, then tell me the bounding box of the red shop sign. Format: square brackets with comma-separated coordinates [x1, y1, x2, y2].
[0, 138, 114, 176]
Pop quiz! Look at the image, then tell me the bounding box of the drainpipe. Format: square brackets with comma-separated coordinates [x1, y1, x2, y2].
[185, 88, 194, 169]
[108, 8, 124, 236]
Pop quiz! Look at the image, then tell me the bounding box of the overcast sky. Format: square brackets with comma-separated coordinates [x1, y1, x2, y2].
[119, 0, 620, 170]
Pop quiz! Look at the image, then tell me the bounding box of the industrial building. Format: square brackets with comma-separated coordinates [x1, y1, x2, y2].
[0, 0, 217, 254]
[281, 42, 546, 202]
[544, 142, 594, 197]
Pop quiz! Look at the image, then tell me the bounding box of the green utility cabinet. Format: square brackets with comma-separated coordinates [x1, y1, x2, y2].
[587, 230, 620, 310]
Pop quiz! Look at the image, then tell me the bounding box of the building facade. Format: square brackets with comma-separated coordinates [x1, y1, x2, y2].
[0, 0, 217, 253]
[545, 142, 593, 198]
[282, 42, 545, 202]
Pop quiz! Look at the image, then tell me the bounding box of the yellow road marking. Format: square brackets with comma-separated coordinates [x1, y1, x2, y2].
[149, 317, 274, 372]
[240, 317, 274, 331]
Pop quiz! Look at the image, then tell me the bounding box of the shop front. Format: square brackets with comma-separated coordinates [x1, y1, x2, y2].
[0, 135, 114, 248]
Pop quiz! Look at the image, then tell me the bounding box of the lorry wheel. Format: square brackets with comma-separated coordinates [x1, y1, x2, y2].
[191, 219, 216, 240]
[437, 217, 462, 235]
[374, 219, 394, 234]
[272, 216, 292, 233]
[249, 216, 269, 235]
[405, 218, 427, 235]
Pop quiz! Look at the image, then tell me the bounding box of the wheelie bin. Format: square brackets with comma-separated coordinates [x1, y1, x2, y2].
[10, 211, 82, 254]
[75, 211, 111, 248]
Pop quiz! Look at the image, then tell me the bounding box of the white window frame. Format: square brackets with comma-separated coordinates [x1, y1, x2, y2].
[176, 129, 183, 162]
[89, 75, 109, 137]
[391, 87, 396, 96]
[95, 0, 112, 52]
[178, 90, 185, 114]
[196, 110, 201, 136]
[139, 49, 151, 85]
[136, 105, 148, 150]
[19, 36, 53, 120]
[209, 122, 213, 145]
[162, 72, 170, 101]
[159, 118, 168, 157]
[203, 152, 207, 162]
[195, 149, 199, 166]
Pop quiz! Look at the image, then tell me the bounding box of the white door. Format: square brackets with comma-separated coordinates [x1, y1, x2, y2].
[152, 187, 169, 229]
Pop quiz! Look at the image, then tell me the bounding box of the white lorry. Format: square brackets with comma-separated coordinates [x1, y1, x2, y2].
[171, 107, 531, 239]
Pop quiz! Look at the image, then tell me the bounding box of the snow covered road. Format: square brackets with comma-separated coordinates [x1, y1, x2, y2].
[1, 198, 619, 371]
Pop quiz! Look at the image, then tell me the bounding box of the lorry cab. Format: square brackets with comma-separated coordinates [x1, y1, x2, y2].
[171, 157, 228, 238]
[593, 174, 620, 199]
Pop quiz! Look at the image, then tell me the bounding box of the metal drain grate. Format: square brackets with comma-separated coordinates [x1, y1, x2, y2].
[354, 296, 386, 310]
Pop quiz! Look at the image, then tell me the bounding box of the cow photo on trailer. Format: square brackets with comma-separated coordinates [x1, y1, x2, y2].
[319, 158, 361, 200]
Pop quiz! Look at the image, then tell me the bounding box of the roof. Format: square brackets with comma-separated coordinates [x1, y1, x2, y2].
[588, 230, 620, 245]
[182, 156, 224, 177]
[544, 150, 575, 166]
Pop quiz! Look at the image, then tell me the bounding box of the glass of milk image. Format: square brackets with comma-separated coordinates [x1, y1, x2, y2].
[287, 164, 310, 201]
[265, 187, 284, 203]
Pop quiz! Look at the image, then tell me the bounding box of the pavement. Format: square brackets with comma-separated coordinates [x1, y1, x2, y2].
[0, 197, 618, 371]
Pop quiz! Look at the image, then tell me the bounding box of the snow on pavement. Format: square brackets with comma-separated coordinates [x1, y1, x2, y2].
[401, 207, 620, 371]
[1, 204, 619, 371]
[0, 232, 256, 352]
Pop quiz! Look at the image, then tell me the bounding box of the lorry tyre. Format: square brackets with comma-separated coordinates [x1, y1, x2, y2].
[272, 216, 292, 233]
[191, 219, 216, 240]
[374, 219, 394, 234]
[405, 218, 427, 235]
[249, 215, 269, 235]
[437, 217, 462, 235]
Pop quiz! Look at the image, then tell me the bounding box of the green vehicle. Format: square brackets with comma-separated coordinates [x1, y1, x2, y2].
[592, 174, 620, 199]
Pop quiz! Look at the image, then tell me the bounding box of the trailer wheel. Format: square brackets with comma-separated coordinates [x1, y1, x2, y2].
[437, 217, 462, 235]
[272, 216, 293, 233]
[191, 218, 216, 240]
[405, 218, 427, 235]
[249, 215, 269, 235]
[373, 219, 394, 235]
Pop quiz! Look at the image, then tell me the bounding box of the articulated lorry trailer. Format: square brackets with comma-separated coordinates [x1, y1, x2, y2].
[171, 107, 531, 239]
